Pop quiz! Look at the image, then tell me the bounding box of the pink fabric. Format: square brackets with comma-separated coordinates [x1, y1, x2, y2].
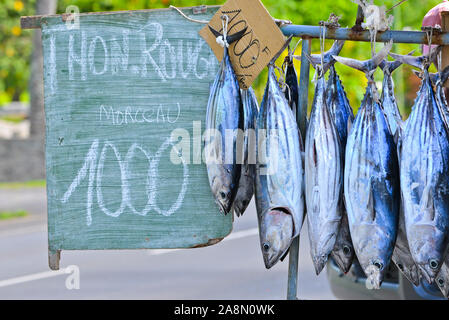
[423, 1, 449, 54]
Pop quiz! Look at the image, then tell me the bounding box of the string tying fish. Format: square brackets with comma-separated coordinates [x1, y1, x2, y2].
[216, 15, 230, 48]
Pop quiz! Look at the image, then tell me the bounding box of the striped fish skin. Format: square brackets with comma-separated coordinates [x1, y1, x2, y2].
[335, 42, 399, 289]
[379, 60, 420, 286]
[305, 73, 343, 275]
[327, 64, 355, 274]
[431, 66, 449, 295]
[379, 60, 404, 138]
[255, 66, 305, 269]
[346, 83, 400, 289]
[344, 80, 400, 289]
[400, 70, 449, 284]
[205, 45, 243, 215]
[233, 88, 259, 217]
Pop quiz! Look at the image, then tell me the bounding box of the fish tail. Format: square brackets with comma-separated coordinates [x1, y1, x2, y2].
[379, 50, 415, 74]
[389, 46, 441, 70]
[333, 40, 393, 74]
[296, 40, 345, 73]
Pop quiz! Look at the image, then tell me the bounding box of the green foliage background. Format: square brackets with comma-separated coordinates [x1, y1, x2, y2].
[1, 0, 445, 116]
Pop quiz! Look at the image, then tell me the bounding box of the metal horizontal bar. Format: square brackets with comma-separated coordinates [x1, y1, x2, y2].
[281, 25, 449, 45]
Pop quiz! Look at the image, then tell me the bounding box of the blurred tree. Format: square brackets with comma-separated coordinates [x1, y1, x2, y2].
[0, 0, 36, 105]
[29, 0, 56, 138]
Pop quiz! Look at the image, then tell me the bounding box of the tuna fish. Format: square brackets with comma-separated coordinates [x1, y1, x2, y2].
[304, 45, 344, 275]
[326, 54, 356, 274]
[284, 48, 299, 118]
[294, 41, 352, 273]
[205, 26, 247, 215]
[379, 59, 404, 138]
[334, 41, 400, 289]
[378, 57, 420, 286]
[255, 38, 305, 269]
[233, 88, 258, 217]
[432, 65, 449, 297]
[390, 47, 449, 284]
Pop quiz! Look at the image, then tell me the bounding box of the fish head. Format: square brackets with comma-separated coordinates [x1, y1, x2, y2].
[417, 259, 443, 285]
[259, 209, 294, 269]
[210, 167, 236, 215]
[395, 259, 420, 286]
[353, 225, 392, 288]
[332, 241, 355, 274]
[436, 268, 449, 299]
[408, 225, 446, 284]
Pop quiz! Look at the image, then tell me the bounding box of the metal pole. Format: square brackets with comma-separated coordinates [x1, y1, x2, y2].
[281, 25, 449, 45]
[287, 38, 310, 301]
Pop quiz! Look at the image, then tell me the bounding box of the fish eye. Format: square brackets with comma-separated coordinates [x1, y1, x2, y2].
[373, 261, 383, 270]
[438, 278, 445, 287]
[343, 245, 351, 256]
[397, 263, 404, 271]
[220, 192, 227, 199]
[263, 243, 270, 252]
[429, 259, 439, 270]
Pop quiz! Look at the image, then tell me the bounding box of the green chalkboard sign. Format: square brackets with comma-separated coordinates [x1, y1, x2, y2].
[39, 6, 232, 268]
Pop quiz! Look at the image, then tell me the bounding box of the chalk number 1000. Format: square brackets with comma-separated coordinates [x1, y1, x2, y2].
[60, 138, 189, 226]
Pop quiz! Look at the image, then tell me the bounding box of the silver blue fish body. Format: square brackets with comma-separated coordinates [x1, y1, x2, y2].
[305, 72, 343, 275]
[399, 69, 449, 284]
[379, 60, 404, 138]
[344, 81, 400, 289]
[432, 66, 449, 296]
[205, 45, 243, 215]
[335, 42, 400, 289]
[255, 65, 305, 269]
[233, 88, 259, 217]
[378, 60, 420, 286]
[326, 64, 355, 273]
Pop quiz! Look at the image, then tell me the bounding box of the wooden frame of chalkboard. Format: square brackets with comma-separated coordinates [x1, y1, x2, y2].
[22, 6, 232, 270]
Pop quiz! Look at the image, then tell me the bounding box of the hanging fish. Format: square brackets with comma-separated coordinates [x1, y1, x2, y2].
[334, 41, 400, 289]
[430, 65, 449, 298]
[326, 45, 356, 274]
[255, 37, 305, 269]
[379, 59, 405, 139]
[205, 26, 247, 215]
[304, 42, 344, 275]
[431, 65, 449, 124]
[233, 87, 258, 217]
[283, 47, 300, 118]
[294, 41, 353, 273]
[379, 57, 420, 286]
[390, 47, 449, 284]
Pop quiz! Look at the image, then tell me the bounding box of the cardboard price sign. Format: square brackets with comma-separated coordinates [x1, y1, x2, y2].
[199, 0, 286, 89]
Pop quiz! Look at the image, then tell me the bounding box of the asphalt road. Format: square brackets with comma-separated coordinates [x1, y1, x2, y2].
[0, 187, 335, 300]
